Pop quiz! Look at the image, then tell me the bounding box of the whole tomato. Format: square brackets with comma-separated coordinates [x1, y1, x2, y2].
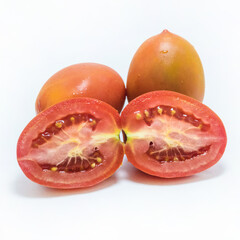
[127, 30, 205, 102]
[36, 63, 126, 113]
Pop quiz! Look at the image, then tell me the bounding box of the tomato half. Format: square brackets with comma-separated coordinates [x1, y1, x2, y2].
[35, 63, 126, 113]
[121, 91, 227, 178]
[17, 98, 124, 189]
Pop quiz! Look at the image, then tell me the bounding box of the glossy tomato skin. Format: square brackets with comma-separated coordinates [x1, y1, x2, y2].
[36, 63, 126, 113]
[121, 91, 227, 178]
[127, 30, 205, 102]
[18, 98, 124, 189]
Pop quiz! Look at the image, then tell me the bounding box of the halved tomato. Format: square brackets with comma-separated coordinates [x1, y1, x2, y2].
[121, 91, 227, 178]
[17, 98, 124, 189]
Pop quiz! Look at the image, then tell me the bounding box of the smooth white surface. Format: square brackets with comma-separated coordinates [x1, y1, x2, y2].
[1, 0, 240, 239]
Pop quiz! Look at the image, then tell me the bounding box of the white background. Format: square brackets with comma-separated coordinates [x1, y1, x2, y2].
[1, 0, 240, 239]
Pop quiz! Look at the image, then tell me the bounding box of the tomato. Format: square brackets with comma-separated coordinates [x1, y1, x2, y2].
[35, 63, 126, 113]
[121, 91, 227, 178]
[127, 30, 205, 102]
[17, 98, 124, 189]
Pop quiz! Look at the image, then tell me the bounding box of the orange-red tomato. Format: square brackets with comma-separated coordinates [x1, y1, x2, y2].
[36, 63, 126, 113]
[127, 30, 205, 102]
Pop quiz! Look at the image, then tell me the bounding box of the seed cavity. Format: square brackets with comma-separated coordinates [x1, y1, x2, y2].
[146, 144, 211, 163]
[134, 105, 210, 131]
[40, 146, 104, 173]
[32, 113, 99, 148]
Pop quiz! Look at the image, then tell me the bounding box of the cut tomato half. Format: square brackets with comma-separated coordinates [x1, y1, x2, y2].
[121, 91, 227, 178]
[17, 98, 124, 189]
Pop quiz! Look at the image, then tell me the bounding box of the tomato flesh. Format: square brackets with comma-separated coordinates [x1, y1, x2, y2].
[121, 91, 227, 178]
[17, 98, 124, 189]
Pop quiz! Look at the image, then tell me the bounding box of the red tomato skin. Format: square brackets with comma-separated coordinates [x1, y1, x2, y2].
[35, 63, 126, 113]
[127, 30, 205, 102]
[17, 98, 124, 189]
[121, 91, 227, 178]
